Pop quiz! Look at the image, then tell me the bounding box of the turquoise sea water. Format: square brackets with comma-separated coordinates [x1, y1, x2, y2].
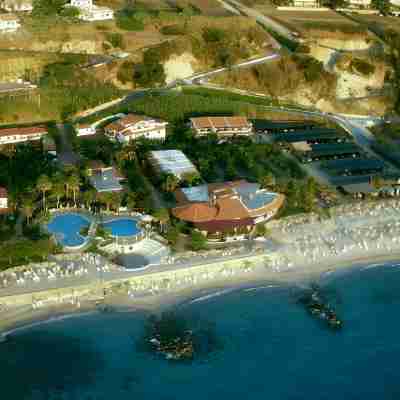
[2, 263, 400, 400]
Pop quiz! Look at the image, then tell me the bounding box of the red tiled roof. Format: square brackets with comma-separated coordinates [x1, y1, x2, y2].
[119, 114, 147, 127]
[172, 203, 217, 223]
[195, 218, 254, 234]
[0, 126, 47, 138]
[214, 197, 249, 220]
[190, 116, 250, 130]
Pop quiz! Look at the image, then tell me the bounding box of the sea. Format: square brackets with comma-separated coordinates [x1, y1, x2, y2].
[2, 262, 400, 400]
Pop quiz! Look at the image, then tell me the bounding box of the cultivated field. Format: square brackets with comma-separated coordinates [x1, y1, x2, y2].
[254, 8, 368, 39]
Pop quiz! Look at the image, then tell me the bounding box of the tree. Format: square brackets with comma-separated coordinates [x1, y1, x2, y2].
[110, 191, 122, 212]
[82, 189, 97, 211]
[32, 0, 66, 17]
[153, 208, 170, 232]
[371, 0, 390, 14]
[99, 192, 114, 211]
[181, 171, 201, 187]
[259, 173, 276, 190]
[126, 192, 137, 211]
[21, 196, 34, 225]
[67, 174, 80, 207]
[162, 174, 179, 193]
[36, 174, 52, 211]
[190, 230, 207, 251]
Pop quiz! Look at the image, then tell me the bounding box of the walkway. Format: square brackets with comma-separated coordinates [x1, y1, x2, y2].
[57, 123, 80, 166]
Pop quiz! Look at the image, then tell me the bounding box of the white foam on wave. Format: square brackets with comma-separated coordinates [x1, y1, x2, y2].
[362, 264, 385, 271]
[3, 310, 99, 337]
[189, 288, 236, 304]
[244, 285, 278, 292]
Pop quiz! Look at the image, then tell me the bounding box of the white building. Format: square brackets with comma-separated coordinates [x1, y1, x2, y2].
[190, 116, 253, 137]
[147, 150, 198, 181]
[0, 13, 20, 32]
[0, 187, 8, 210]
[0, 126, 48, 145]
[1, 0, 33, 12]
[68, 0, 114, 21]
[104, 114, 168, 144]
[348, 0, 371, 7]
[76, 123, 96, 137]
[292, 0, 319, 7]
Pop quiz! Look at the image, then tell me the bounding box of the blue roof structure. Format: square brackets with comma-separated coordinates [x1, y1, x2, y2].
[89, 168, 122, 192]
[234, 182, 278, 210]
[181, 185, 209, 202]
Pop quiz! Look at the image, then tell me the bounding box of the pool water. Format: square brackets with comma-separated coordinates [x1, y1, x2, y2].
[102, 219, 141, 237]
[47, 214, 90, 247]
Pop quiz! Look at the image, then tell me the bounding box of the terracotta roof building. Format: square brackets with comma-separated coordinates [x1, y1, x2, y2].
[172, 180, 284, 235]
[104, 113, 168, 143]
[0, 126, 48, 145]
[190, 116, 253, 137]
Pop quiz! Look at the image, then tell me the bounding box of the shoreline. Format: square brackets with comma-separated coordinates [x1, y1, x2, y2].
[2, 250, 400, 338]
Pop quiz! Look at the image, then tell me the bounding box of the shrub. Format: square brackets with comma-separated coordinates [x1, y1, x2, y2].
[106, 32, 125, 49]
[160, 24, 186, 35]
[202, 27, 226, 43]
[350, 58, 376, 76]
[116, 11, 145, 31]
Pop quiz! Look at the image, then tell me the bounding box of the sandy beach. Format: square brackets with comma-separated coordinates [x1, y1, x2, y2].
[2, 248, 400, 338]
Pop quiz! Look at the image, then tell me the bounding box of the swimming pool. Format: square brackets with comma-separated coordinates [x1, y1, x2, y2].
[47, 214, 90, 247]
[102, 218, 141, 237]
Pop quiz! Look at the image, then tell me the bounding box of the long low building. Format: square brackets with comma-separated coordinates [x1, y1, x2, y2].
[190, 116, 253, 137]
[275, 129, 347, 144]
[0, 125, 48, 145]
[324, 158, 385, 176]
[147, 150, 198, 181]
[172, 180, 284, 236]
[104, 114, 168, 143]
[252, 119, 318, 134]
[302, 143, 362, 163]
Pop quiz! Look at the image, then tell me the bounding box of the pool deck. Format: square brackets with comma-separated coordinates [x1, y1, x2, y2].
[46, 209, 146, 250]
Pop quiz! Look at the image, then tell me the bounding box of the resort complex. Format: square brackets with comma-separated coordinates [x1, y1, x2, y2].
[173, 181, 284, 237]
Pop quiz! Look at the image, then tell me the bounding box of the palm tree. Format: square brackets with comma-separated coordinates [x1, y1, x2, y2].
[110, 191, 122, 213]
[99, 192, 114, 212]
[67, 174, 81, 207]
[36, 174, 52, 211]
[126, 192, 137, 211]
[82, 189, 97, 211]
[153, 208, 170, 233]
[21, 196, 34, 225]
[162, 174, 179, 193]
[259, 173, 276, 190]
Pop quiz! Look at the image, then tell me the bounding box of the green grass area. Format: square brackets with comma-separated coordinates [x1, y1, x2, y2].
[0, 238, 58, 269]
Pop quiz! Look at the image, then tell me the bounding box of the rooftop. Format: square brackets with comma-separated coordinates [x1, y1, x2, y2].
[190, 116, 251, 130]
[0, 125, 47, 138]
[324, 158, 385, 172]
[89, 167, 123, 192]
[306, 143, 361, 158]
[0, 13, 19, 21]
[274, 129, 345, 143]
[252, 119, 319, 131]
[148, 150, 198, 179]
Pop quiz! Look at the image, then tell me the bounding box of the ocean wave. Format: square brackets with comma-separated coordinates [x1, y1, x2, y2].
[3, 310, 99, 337]
[189, 288, 237, 304]
[244, 285, 278, 292]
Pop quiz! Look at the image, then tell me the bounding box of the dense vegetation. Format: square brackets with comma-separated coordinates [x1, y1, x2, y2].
[213, 54, 336, 101]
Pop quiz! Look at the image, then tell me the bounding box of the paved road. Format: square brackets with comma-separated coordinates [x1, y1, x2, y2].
[57, 123, 80, 166]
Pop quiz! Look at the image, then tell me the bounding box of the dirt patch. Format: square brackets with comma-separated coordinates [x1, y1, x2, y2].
[164, 52, 197, 84]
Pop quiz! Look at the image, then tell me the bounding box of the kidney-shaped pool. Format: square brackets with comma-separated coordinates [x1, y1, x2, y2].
[102, 218, 141, 237]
